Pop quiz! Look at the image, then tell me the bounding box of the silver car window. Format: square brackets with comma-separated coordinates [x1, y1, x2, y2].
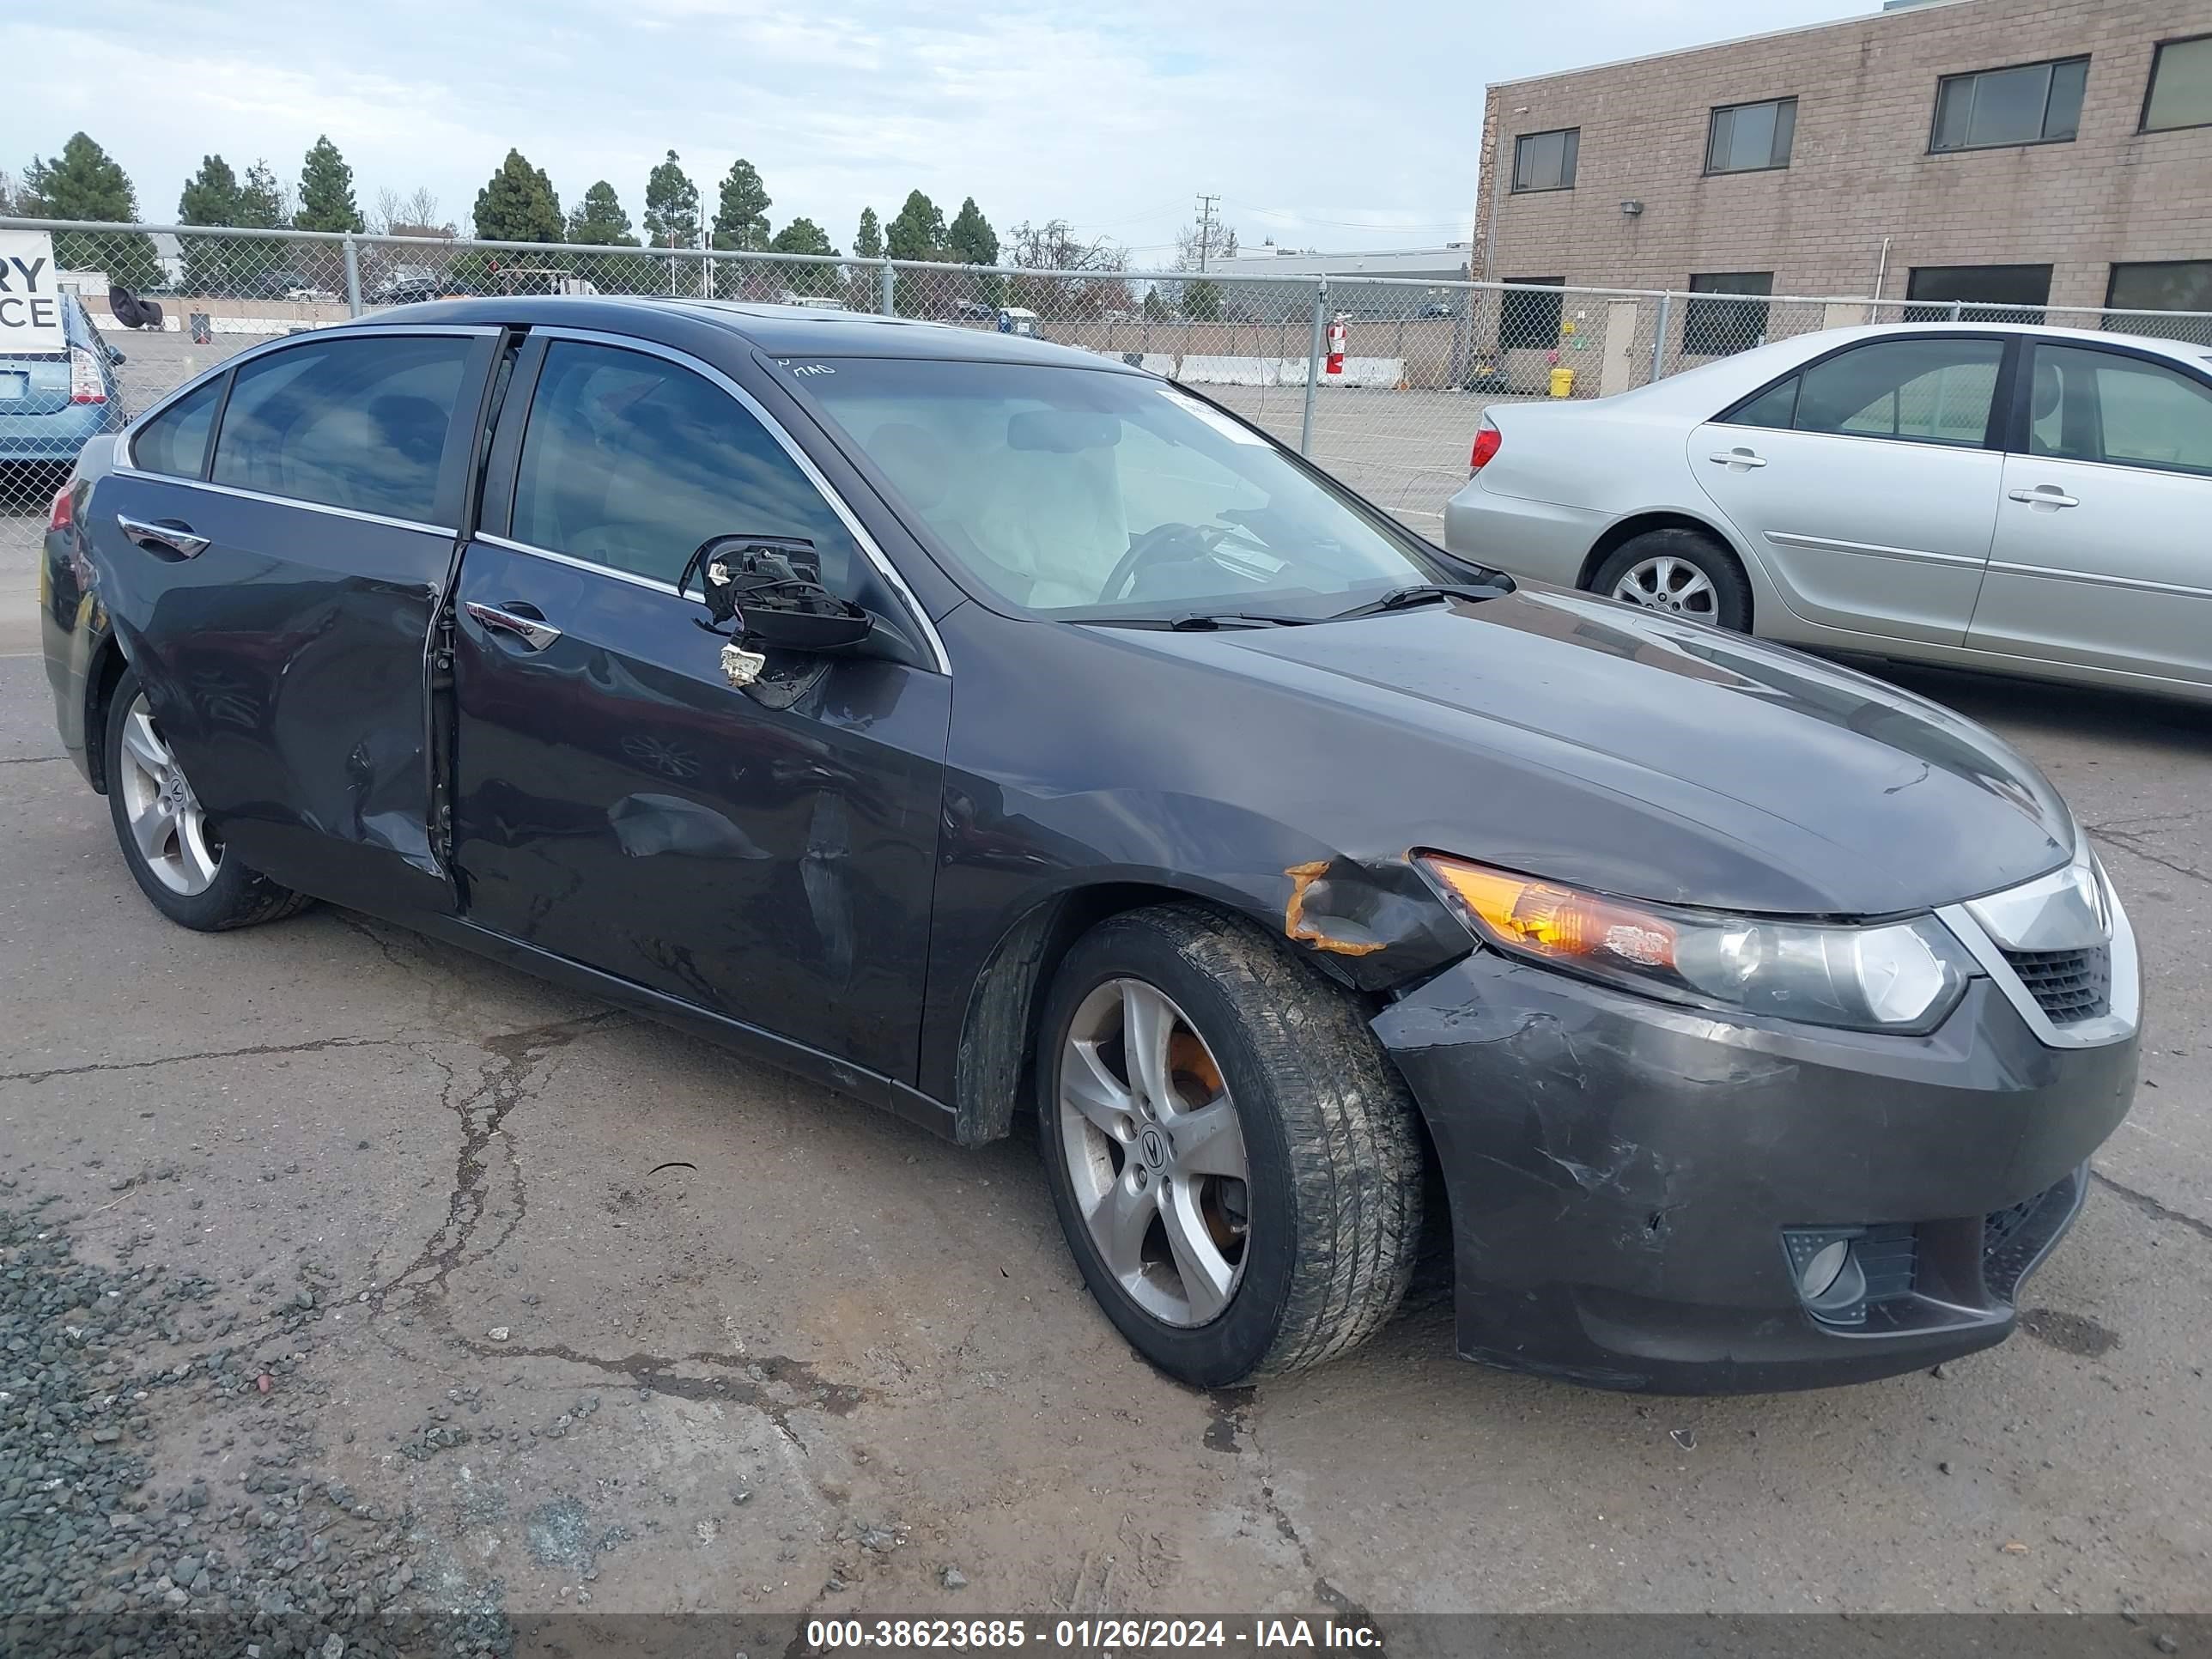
[2029, 345, 2212, 477]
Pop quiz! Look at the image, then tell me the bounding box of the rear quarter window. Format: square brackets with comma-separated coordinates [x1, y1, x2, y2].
[132, 377, 223, 479]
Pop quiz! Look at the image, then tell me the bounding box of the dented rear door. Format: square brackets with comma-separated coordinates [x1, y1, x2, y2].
[91, 325, 501, 910]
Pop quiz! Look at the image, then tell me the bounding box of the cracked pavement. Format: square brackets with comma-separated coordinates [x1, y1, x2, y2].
[2, 646, 2209, 1626]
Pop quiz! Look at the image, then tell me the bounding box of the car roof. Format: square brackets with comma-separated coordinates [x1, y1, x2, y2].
[338, 294, 1130, 370]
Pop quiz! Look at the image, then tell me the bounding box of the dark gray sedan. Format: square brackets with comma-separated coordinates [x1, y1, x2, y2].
[40, 297, 2137, 1392]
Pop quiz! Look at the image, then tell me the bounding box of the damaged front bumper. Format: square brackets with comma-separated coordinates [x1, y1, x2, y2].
[1373, 951, 2138, 1393]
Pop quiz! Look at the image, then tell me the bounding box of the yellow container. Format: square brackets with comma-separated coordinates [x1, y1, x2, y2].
[1548, 366, 1576, 398]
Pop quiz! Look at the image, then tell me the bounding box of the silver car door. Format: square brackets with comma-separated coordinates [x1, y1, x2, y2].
[1969, 341, 2212, 686]
[1691, 335, 2008, 645]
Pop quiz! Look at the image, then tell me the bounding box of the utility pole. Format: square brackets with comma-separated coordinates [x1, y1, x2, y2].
[1193, 193, 1220, 271]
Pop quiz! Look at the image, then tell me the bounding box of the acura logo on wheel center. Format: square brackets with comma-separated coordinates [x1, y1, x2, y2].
[1139, 1126, 1168, 1170]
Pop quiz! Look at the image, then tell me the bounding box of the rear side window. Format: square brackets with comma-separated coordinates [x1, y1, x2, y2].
[132, 378, 223, 479]
[2027, 345, 2212, 476]
[509, 340, 863, 591]
[210, 336, 468, 522]
[1792, 338, 2003, 447]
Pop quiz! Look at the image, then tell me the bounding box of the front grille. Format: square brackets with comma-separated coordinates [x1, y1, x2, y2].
[2001, 944, 2112, 1024]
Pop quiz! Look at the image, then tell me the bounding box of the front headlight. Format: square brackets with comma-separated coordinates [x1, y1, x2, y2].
[1417, 854, 1977, 1035]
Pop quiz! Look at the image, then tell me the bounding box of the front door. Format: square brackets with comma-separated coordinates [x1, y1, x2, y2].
[451, 334, 950, 1080]
[1692, 333, 2010, 645]
[92, 326, 498, 908]
[1969, 340, 2212, 686]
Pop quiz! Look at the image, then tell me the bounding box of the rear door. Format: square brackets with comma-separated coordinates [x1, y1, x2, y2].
[1969, 340, 2212, 686]
[91, 325, 501, 908]
[450, 331, 951, 1080]
[1691, 334, 2011, 644]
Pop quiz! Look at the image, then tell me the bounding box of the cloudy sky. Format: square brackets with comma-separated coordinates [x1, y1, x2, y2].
[12, 0, 1869, 264]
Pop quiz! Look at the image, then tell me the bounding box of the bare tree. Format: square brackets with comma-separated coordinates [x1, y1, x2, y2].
[1006, 220, 1132, 319]
[0, 167, 19, 215]
[374, 185, 452, 238]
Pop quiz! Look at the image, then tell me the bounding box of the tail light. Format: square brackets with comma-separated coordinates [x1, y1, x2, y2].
[1470, 416, 1501, 473]
[49, 483, 76, 534]
[69, 345, 107, 404]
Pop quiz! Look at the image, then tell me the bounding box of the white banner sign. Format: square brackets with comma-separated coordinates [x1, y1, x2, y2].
[0, 230, 66, 353]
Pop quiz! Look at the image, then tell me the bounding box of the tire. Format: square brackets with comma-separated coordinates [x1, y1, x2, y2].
[103, 666, 314, 932]
[1036, 904, 1424, 1386]
[1590, 527, 1752, 631]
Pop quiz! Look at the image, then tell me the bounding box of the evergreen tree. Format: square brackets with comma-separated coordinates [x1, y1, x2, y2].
[236, 161, 289, 228]
[567, 180, 638, 246]
[641, 151, 701, 248]
[21, 133, 158, 287]
[945, 198, 998, 267]
[294, 136, 363, 233]
[769, 217, 837, 295]
[885, 190, 946, 260]
[711, 159, 772, 253]
[853, 207, 884, 260]
[177, 155, 243, 295]
[472, 149, 562, 245]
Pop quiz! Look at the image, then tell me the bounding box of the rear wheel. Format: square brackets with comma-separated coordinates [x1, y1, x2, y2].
[104, 667, 313, 932]
[1036, 905, 1425, 1385]
[1591, 528, 1751, 631]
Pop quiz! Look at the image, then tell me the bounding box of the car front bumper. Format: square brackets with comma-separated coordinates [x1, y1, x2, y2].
[1372, 949, 2138, 1393]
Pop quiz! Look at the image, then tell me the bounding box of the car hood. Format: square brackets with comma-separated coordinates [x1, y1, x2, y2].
[1100, 586, 2072, 917]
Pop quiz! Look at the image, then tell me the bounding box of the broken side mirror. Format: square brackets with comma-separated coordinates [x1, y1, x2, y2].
[683, 535, 876, 656]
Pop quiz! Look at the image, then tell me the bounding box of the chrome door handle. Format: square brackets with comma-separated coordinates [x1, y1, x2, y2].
[2008, 486, 2080, 508]
[465, 600, 562, 651]
[1708, 448, 1767, 468]
[116, 513, 210, 557]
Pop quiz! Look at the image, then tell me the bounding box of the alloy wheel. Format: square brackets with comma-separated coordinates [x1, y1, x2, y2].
[1058, 978, 1251, 1327]
[1612, 555, 1718, 619]
[115, 694, 222, 896]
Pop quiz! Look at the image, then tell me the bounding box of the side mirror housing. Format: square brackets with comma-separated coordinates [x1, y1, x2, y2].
[686, 535, 875, 654]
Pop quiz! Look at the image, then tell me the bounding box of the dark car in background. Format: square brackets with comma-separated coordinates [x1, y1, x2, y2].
[40, 298, 2138, 1393]
[0, 288, 127, 471]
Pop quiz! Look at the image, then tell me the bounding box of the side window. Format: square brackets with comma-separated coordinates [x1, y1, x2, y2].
[2029, 345, 2212, 477]
[211, 336, 468, 521]
[510, 340, 864, 591]
[1727, 376, 1800, 430]
[132, 377, 223, 479]
[1793, 338, 2003, 447]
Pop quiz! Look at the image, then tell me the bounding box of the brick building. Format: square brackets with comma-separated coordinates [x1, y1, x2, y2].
[1474, 0, 2212, 319]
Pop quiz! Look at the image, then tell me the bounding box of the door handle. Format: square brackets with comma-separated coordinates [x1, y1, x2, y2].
[2008, 486, 2080, 509]
[1708, 448, 1767, 469]
[115, 513, 210, 557]
[465, 600, 562, 651]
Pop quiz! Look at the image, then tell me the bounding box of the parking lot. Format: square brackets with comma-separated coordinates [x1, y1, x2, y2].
[3, 569, 2209, 1649]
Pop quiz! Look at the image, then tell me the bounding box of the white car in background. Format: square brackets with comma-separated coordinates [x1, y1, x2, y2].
[1443, 324, 2212, 703]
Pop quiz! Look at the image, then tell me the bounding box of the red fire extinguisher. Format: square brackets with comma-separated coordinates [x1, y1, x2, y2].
[1325, 314, 1347, 376]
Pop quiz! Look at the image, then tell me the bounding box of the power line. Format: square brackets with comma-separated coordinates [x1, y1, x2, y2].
[1194, 192, 1220, 272]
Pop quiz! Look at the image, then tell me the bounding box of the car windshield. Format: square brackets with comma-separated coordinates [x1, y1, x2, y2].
[782, 356, 1462, 623]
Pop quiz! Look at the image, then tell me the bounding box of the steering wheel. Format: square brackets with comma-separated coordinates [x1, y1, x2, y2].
[1099, 522, 1227, 604]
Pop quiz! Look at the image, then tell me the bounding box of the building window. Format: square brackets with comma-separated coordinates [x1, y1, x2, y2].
[2142, 35, 2212, 132]
[1683, 273, 1775, 356]
[1499, 278, 1564, 347]
[2106, 260, 2212, 345]
[1905, 264, 2051, 324]
[1930, 56, 2087, 151]
[1706, 99, 1797, 173]
[1511, 129, 1579, 192]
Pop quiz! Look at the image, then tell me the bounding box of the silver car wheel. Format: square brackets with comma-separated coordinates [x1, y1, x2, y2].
[115, 694, 222, 896]
[1612, 555, 1718, 619]
[1058, 977, 1251, 1328]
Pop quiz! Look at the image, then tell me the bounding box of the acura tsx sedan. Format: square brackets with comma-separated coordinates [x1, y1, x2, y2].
[40, 298, 2138, 1392]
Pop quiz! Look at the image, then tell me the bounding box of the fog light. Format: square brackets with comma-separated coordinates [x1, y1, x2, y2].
[1801, 1239, 1852, 1301]
[1783, 1226, 1871, 1323]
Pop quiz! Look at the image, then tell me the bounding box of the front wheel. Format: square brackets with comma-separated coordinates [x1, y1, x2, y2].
[104, 667, 314, 932]
[1037, 905, 1425, 1386]
[1590, 528, 1751, 631]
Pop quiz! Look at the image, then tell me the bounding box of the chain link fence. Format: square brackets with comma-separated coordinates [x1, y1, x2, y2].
[7, 216, 2212, 563]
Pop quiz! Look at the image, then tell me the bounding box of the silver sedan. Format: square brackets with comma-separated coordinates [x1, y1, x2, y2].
[1443, 323, 2212, 702]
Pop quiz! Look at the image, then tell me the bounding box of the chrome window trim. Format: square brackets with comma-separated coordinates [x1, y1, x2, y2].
[119, 324, 504, 474]
[522, 325, 951, 676]
[476, 532, 707, 602]
[1936, 842, 2139, 1050]
[107, 466, 457, 537]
